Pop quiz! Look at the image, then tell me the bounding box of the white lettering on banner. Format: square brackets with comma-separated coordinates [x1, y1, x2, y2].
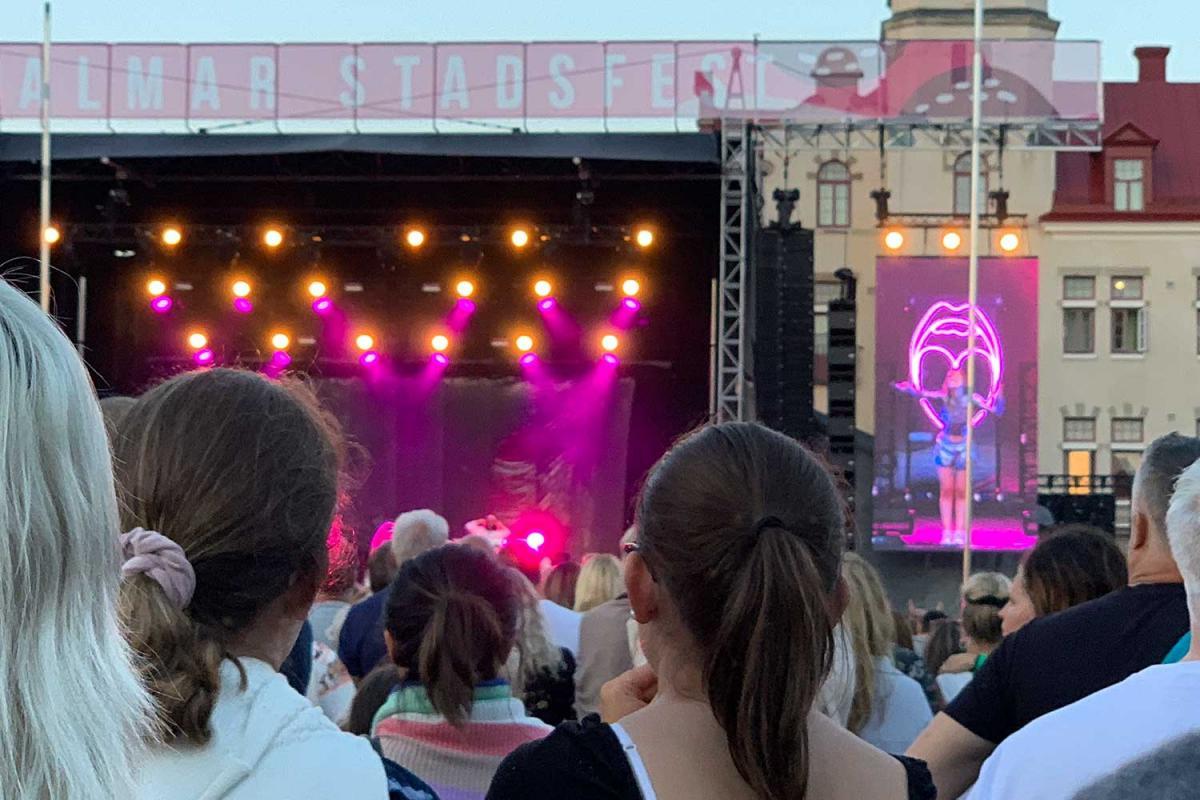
[699, 53, 728, 108]
[191, 56, 220, 111]
[249, 56, 276, 110]
[651, 53, 674, 109]
[440, 55, 469, 110]
[77, 57, 101, 111]
[604, 53, 626, 109]
[754, 53, 786, 110]
[126, 56, 164, 110]
[340, 55, 365, 108]
[548, 53, 575, 109]
[496, 54, 522, 110]
[392, 55, 420, 110]
[19, 57, 40, 109]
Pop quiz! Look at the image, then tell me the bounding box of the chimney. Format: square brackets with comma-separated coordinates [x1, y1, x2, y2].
[1135, 46, 1170, 83]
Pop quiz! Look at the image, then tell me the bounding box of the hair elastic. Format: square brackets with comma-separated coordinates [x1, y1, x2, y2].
[754, 516, 786, 536]
[966, 594, 1007, 609]
[120, 527, 196, 610]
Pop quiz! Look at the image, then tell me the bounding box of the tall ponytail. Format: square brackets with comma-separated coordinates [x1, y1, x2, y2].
[417, 589, 508, 726]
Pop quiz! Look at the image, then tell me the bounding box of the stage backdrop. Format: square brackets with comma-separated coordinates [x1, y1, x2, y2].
[872, 257, 1038, 552]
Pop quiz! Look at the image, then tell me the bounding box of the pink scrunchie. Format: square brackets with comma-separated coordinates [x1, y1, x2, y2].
[120, 527, 196, 610]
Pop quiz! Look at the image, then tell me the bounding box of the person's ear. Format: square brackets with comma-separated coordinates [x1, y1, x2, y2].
[828, 575, 849, 623]
[384, 630, 397, 662]
[1130, 508, 1150, 553]
[625, 553, 659, 625]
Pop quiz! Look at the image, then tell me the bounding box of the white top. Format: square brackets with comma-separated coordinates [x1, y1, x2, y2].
[856, 657, 934, 754]
[137, 657, 387, 800]
[967, 661, 1200, 800]
[818, 623, 857, 727]
[610, 722, 659, 800]
[539, 597, 582, 655]
[936, 671, 974, 704]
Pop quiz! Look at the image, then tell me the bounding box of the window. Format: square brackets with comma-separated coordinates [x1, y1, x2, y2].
[953, 152, 988, 216]
[817, 161, 851, 227]
[1064, 417, 1097, 442]
[1111, 451, 1142, 500]
[1065, 449, 1095, 495]
[1110, 276, 1147, 355]
[1062, 276, 1096, 354]
[1114, 159, 1145, 211]
[1112, 417, 1144, 443]
[1111, 276, 1143, 300]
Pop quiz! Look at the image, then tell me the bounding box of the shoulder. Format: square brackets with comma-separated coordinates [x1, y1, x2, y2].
[488, 715, 638, 800]
[347, 590, 388, 622]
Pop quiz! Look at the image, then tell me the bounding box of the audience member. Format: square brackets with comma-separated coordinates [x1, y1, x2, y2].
[574, 527, 638, 717]
[0, 281, 153, 800]
[818, 622, 859, 727]
[113, 369, 386, 797]
[1000, 524, 1127, 637]
[368, 544, 398, 594]
[937, 573, 1010, 703]
[909, 433, 1200, 799]
[310, 525, 360, 650]
[502, 543, 583, 656]
[923, 619, 965, 680]
[508, 570, 577, 725]
[842, 553, 933, 752]
[913, 609, 948, 658]
[1071, 729, 1200, 800]
[575, 553, 624, 612]
[966, 456, 1200, 798]
[542, 560, 581, 610]
[280, 620, 316, 694]
[891, 610, 941, 713]
[340, 509, 449, 681]
[374, 546, 551, 799]
[345, 664, 403, 736]
[893, 611, 915, 650]
[489, 422, 935, 800]
[98, 393, 137, 437]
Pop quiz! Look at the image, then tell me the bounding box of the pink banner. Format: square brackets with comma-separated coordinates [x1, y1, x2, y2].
[0, 41, 1101, 126]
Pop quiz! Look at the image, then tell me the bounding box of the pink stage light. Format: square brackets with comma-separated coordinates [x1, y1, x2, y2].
[526, 531, 546, 551]
[193, 348, 215, 366]
[150, 296, 173, 314]
[537, 298, 556, 312]
[907, 301, 1004, 430]
[456, 298, 477, 314]
[369, 521, 395, 552]
[621, 297, 641, 312]
[602, 353, 619, 366]
[233, 297, 254, 314]
[312, 297, 333, 314]
[432, 352, 449, 366]
[520, 353, 538, 366]
[271, 350, 292, 368]
[359, 350, 380, 367]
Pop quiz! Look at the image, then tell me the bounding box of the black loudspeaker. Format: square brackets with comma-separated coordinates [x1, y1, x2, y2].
[753, 226, 815, 442]
[827, 298, 857, 518]
[1037, 494, 1118, 533]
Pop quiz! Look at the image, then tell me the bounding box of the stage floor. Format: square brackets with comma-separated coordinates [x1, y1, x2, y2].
[874, 517, 1038, 552]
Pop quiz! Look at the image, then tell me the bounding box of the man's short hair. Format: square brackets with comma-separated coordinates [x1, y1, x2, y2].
[1134, 434, 1200, 539]
[390, 509, 450, 566]
[1166, 457, 1200, 594]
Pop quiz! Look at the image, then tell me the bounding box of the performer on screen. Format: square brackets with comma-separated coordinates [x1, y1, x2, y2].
[894, 368, 1003, 545]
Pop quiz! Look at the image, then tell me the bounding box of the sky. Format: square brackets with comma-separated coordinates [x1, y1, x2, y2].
[0, 0, 1196, 81]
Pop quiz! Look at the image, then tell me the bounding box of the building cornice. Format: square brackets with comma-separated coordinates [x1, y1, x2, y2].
[1042, 220, 1200, 237]
[882, 7, 1061, 37]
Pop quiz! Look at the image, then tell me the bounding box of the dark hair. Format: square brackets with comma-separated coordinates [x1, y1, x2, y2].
[636, 422, 844, 800]
[921, 609, 947, 633]
[368, 545, 398, 594]
[543, 561, 581, 609]
[1023, 524, 1127, 616]
[385, 545, 520, 726]
[923, 619, 964, 676]
[892, 610, 914, 650]
[345, 664, 403, 735]
[113, 369, 341, 744]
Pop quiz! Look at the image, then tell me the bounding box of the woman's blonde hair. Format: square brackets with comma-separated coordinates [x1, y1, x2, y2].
[574, 553, 623, 612]
[0, 280, 153, 799]
[840, 553, 897, 733]
[961, 571, 1011, 648]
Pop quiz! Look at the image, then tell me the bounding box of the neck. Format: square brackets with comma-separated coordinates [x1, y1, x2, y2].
[1128, 557, 1184, 587]
[226, 614, 304, 671]
[651, 649, 707, 706]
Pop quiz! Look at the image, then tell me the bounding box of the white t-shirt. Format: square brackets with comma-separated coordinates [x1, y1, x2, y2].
[539, 597, 582, 656]
[968, 661, 1200, 800]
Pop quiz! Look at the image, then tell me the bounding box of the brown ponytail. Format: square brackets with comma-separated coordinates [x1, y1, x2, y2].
[637, 422, 845, 800]
[387, 545, 520, 726]
[113, 369, 342, 743]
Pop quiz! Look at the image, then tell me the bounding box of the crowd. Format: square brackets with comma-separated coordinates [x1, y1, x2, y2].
[5, 273, 1200, 799]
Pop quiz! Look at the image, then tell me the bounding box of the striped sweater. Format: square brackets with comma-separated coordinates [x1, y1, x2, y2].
[372, 682, 552, 800]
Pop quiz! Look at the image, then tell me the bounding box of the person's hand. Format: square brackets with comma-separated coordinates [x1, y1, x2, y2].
[600, 665, 658, 723]
[464, 515, 510, 539]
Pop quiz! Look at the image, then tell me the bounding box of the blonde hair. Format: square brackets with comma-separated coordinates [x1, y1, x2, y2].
[0, 279, 152, 799]
[574, 553, 624, 612]
[961, 571, 1011, 648]
[840, 553, 896, 733]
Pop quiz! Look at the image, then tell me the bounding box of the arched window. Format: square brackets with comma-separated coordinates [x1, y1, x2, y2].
[953, 152, 989, 216]
[817, 160, 851, 227]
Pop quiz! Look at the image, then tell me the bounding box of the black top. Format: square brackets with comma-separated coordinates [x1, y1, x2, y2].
[486, 715, 936, 800]
[946, 582, 1189, 744]
[523, 647, 578, 726]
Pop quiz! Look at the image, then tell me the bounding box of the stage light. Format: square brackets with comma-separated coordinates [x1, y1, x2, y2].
[526, 531, 546, 551]
[621, 297, 641, 312]
[42, 226, 61, 245]
[187, 331, 209, 350]
[634, 227, 654, 248]
[510, 228, 531, 249]
[161, 227, 182, 247]
[194, 348, 215, 366]
[307, 280, 328, 298]
[430, 334, 450, 353]
[233, 298, 254, 314]
[533, 279, 553, 298]
[263, 228, 284, 248]
[515, 335, 535, 353]
[999, 231, 1021, 253]
[146, 278, 168, 297]
[355, 333, 376, 352]
[602, 353, 619, 366]
[538, 298, 556, 312]
[271, 350, 292, 368]
[359, 350, 380, 367]
[941, 230, 963, 251]
[404, 228, 426, 249]
[883, 229, 905, 251]
[270, 332, 291, 350]
[312, 297, 333, 314]
[150, 296, 174, 314]
[620, 278, 641, 297]
[432, 352, 449, 366]
[232, 280, 252, 298]
[601, 334, 620, 353]
[520, 352, 538, 366]
[455, 279, 476, 299]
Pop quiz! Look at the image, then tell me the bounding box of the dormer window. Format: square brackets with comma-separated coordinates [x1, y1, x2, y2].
[1113, 159, 1145, 211]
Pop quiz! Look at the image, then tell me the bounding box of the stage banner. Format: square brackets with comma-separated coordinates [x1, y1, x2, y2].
[872, 257, 1038, 552]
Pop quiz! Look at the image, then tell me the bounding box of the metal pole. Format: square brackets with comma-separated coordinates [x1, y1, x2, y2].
[38, 1, 52, 313]
[76, 275, 87, 357]
[963, 0, 984, 584]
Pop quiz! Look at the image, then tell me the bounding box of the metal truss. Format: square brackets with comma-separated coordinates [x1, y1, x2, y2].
[714, 119, 756, 423]
[755, 119, 1102, 153]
